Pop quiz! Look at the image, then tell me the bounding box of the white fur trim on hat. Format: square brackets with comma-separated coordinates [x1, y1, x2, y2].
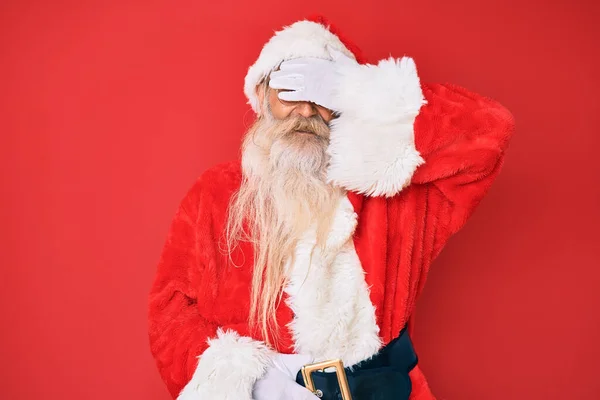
[244, 20, 356, 112]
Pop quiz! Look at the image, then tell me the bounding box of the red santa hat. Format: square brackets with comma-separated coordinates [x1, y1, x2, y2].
[243, 16, 366, 113]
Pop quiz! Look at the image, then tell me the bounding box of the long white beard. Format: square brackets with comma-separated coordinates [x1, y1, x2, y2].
[225, 107, 342, 342]
[239, 111, 340, 238]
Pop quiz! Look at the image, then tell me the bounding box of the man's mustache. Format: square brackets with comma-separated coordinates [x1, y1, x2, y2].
[281, 115, 330, 138]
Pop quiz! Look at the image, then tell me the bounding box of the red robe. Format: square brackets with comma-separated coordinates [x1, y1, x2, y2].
[148, 81, 514, 399]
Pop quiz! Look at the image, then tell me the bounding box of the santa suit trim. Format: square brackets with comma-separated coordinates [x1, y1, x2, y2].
[284, 195, 382, 367]
[177, 328, 273, 400]
[326, 56, 426, 197]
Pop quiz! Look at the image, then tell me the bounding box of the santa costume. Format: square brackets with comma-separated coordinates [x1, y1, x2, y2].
[148, 16, 514, 400]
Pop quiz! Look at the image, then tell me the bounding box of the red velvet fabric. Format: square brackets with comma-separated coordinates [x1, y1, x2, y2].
[148, 82, 514, 399]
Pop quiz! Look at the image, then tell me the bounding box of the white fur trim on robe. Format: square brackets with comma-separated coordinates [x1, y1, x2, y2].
[177, 329, 274, 400]
[284, 195, 382, 367]
[326, 57, 427, 197]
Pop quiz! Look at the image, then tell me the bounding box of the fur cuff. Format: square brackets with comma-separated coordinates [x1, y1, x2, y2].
[177, 329, 274, 400]
[326, 57, 426, 197]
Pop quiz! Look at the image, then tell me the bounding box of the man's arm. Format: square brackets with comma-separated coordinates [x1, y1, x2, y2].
[314, 54, 513, 252]
[148, 179, 273, 399]
[411, 82, 514, 258]
[272, 52, 513, 207]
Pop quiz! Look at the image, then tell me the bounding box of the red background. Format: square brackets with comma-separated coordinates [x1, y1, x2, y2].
[2, 0, 599, 399]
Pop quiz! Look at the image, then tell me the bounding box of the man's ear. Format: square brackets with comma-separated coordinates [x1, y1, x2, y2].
[255, 83, 265, 116]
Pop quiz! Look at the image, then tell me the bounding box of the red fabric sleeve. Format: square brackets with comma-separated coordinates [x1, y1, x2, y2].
[147, 180, 246, 398]
[402, 83, 513, 400]
[412, 83, 515, 258]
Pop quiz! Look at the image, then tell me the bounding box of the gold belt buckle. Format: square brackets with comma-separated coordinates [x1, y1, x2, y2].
[301, 359, 352, 400]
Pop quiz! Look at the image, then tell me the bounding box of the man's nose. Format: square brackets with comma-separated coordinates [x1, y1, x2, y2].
[291, 101, 318, 118]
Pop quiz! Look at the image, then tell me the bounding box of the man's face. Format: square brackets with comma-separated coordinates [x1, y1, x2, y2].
[251, 81, 333, 171]
[264, 87, 335, 123]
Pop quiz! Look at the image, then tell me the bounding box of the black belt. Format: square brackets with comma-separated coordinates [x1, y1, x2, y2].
[296, 327, 418, 400]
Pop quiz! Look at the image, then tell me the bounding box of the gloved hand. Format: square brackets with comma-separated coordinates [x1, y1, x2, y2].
[268, 45, 358, 111]
[253, 353, 319, 400]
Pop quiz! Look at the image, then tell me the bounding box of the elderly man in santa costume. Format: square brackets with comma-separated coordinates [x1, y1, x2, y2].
[148, 16, 514, 400]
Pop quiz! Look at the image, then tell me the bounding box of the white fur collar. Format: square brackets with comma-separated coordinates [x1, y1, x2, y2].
[284, 195, 382, 366]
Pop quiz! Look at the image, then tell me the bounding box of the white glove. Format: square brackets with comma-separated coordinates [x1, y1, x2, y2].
[269, 45, 357, 111]
[253, 353, 319, 400]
